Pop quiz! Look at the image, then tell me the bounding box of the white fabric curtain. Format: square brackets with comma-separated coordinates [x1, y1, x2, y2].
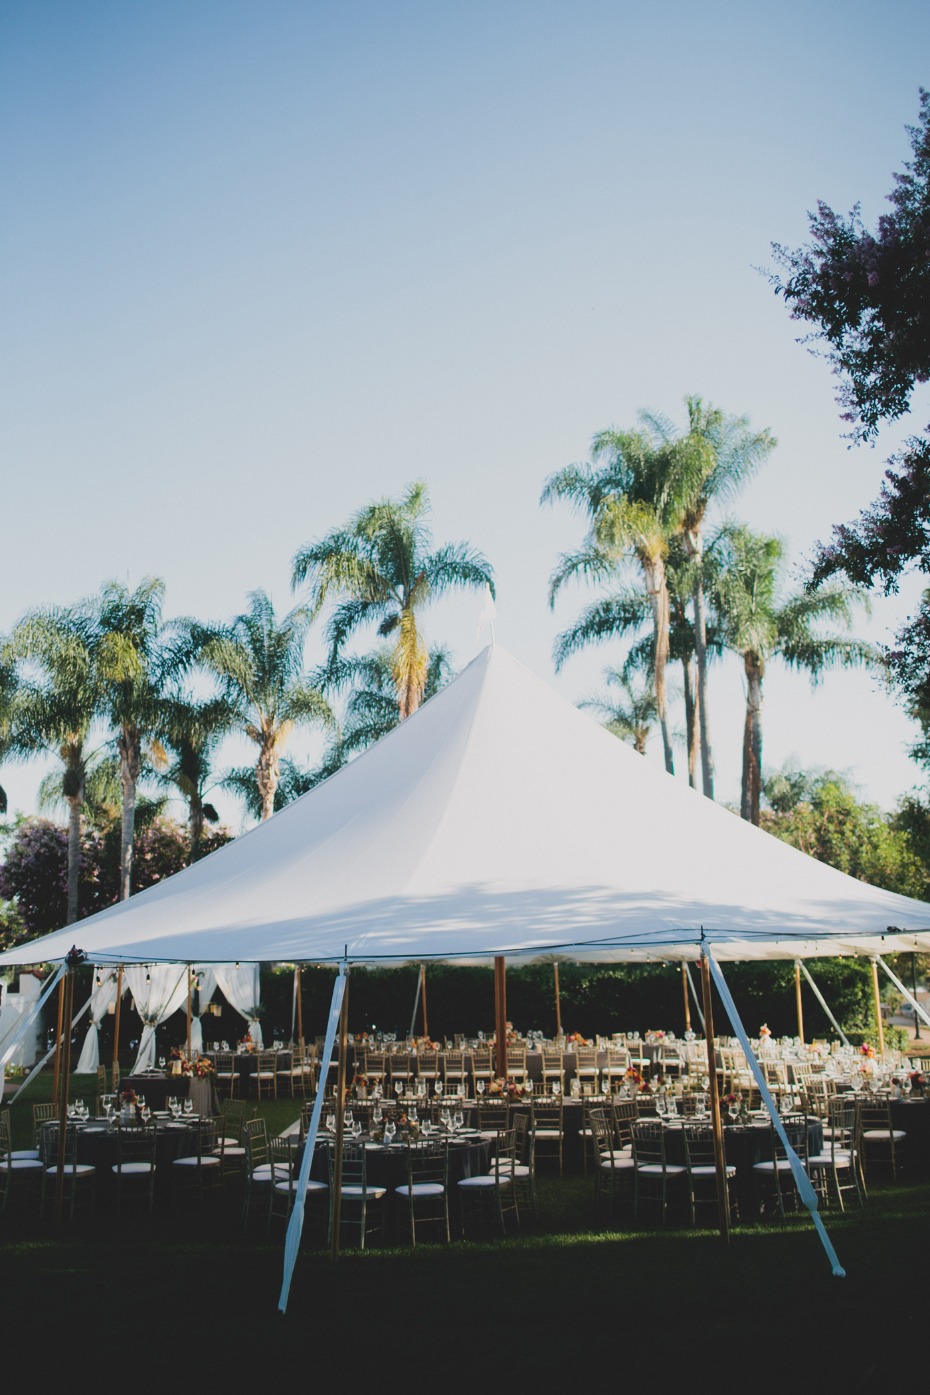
[190, 966, 218, 1055]
[214, 964, 263, 1047]
[125, 964, 189, 1073]
[74, 966, 124, 1074]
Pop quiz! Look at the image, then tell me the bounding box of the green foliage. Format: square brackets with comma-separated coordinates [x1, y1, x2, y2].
[761, 765, 930, 900]
[0, 815, 232, 938]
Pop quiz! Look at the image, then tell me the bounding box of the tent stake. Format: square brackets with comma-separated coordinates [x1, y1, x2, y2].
[330, 970, 350, 1263]
[870, 958, 885, 1057]
[794, 960, 805, 1045]
[699, 952, 729, 1243]
[494, 956, 508, 1080]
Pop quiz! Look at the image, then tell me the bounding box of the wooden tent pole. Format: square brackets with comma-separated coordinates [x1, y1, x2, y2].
[699, 952, 730, 1243]
[295, 966, 304, 1050]
[52, 975, 66, 1106]
[794, 960, 805, 1045]
[111, 965, 123, 1088]
[330, 970, 350, 1263]
[420, 964, 429, 1040]
[54, 966, 75, 1224]
[186, 966, 193, 1058]
[553, 962, 562, 1039]
[871, 958, 885, 1057]
[681, 962, 691, 1034]
[494, 956, 508, 1080]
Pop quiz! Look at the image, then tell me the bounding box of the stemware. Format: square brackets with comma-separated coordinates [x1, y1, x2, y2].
[452, 1109, 464, 1133]
[728, 1100, 740, 1125]
[325, 1112, 336, 1133]
[183, 1098, 193, 1116]
[476, 1080, 485, 1096]
[158, 1056, 166, 1070]
[384, 1120, 396, 1145]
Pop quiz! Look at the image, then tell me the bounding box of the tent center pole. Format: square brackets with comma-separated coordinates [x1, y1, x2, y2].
[681, 962, 691, 1034]
[420, 965, 429, 1040]
[699, 952, 730, 1244]
[794, 960, 805, 1045]
[330, 969, 350, 1263]
[553, 963, 562, 1039]
[494, 957, 508, 1081]
[296, 966, 304, 1050]
[111, 965, 123, 1088]
[870, 958, 885, 1058]
[186, 967, 193, 1059]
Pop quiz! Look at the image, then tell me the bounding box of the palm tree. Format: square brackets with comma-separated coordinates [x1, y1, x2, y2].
[639, 396, 776, 799]
[711, 525, 876, 824]
[543, 431, 692, 773]
[157, 694, 233, 860]
[5, 605, 104, 923]
[198, 590, 336, 822]
[580, 669, 657, 754]
[291, 482, 494, 720]
[93, 578, 170, 900]
[324, 644, 454, 756]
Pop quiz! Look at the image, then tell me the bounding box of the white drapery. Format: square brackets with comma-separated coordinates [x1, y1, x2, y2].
[190, 966, 218, 1055]
[74, 967, 124, 1074]
[214, 964, 263, 1047]
[125, 964, 189, 1073]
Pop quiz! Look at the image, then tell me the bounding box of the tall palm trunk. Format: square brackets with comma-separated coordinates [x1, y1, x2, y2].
[643, 555, 674, 774]
[682, 657, 698, 789]
[63, 755, 84, 925]
[685, 530, 715, 800]
[741, 653, 764, 825]
[256, 741, 279, 822]
[189, 793, 204, 863]
[394, 609, 428, 721]
[118, 725, 141, 900]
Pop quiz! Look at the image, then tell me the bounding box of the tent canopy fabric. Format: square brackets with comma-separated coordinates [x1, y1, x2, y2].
[2, 645, 929, 968]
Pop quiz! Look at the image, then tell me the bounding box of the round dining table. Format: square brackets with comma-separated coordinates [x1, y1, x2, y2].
[41, 1115, 217, 1203]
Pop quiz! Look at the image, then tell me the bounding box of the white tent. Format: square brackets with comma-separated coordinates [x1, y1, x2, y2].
[1, 643, 929, 969]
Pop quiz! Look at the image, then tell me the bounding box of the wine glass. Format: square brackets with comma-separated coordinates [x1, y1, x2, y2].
[434, 1080, 443, 1096]
[903, 1075, 912, 1096]
[453, 1109, 464, 1133]
[325, 1112, 336, 1133]
[728, 1099, 740, 1125]
[395, 1081, 403, 1097]
[476, 1080, 485, 1096]
[140, 1104, 151, 1124]
[524, 1078, 533, 1096]
[344, 1109, 354, 1131]
[158, 1056, 166, 1070]
[183, 1098, 193, 1116]
[551, 1081, 561, 1097]
[384, 1120, 396, 1145]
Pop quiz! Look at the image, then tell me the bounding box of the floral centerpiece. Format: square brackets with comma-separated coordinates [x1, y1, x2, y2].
[166, 1050, 214, 1078]
[353, 1074, 369, 1098]
[190, 1056, 214, 1078]
[567, 1032, 588, 1046]
[759, 1024, 771, 1041]
[909, 1071, 925, 1095]
[488, 1076, 528, 1100]
[624, 1067, 643, 1088]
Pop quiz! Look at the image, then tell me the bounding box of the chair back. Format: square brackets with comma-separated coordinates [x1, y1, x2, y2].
[631, 1119, 667, 1169]
[681, 1121, 715, 1170]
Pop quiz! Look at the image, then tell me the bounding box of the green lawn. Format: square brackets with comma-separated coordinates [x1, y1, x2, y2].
[2, 1074, 926, 1386]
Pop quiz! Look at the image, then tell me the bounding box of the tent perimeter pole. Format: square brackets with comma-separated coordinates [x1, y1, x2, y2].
[330, 970, 350, 1263]
[494, 956, 508, 1080]
[420, 965, 429, 1040]
[681, 962, 691, 1034]
[553, 963, 562, 1039]
[111, 965, 123, 1087]
[870, 958, 885, 1057]
[186, 967, 193, 1058]
[52, 975, 65, 1106]
[296, 966, 304, 1049]
[794, 960, 805, 1045]
[699, 951, 730, 1243]
[54, 966, 75, 1224]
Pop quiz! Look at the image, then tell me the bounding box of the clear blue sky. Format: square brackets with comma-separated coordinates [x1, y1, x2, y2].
[2, 1, 929, 829]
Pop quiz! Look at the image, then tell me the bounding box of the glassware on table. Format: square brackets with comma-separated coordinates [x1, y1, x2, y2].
[728, 1100, 740, 1125]
[383, 1120, 396, 1144]
[452, 1109, 464, 1133]
[434, 1080, 443, 1096]
[158, 1056, 166, 1070]
[395, 1081, 403, 1097]
[325, 1112, 336, 1133]
[183, 1098, 193, 1116]
[524, 1078, 533, 1095]
[440, 1106, 451, 1130]
[476, 1080, 485, 1096]
[140, 1104, 151, 1123]
[551, 1081, 561, 1096]
[344, 1109, 354, 1131]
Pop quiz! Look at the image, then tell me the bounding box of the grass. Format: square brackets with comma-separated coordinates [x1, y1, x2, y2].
[3, 1074, 927, 1387]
